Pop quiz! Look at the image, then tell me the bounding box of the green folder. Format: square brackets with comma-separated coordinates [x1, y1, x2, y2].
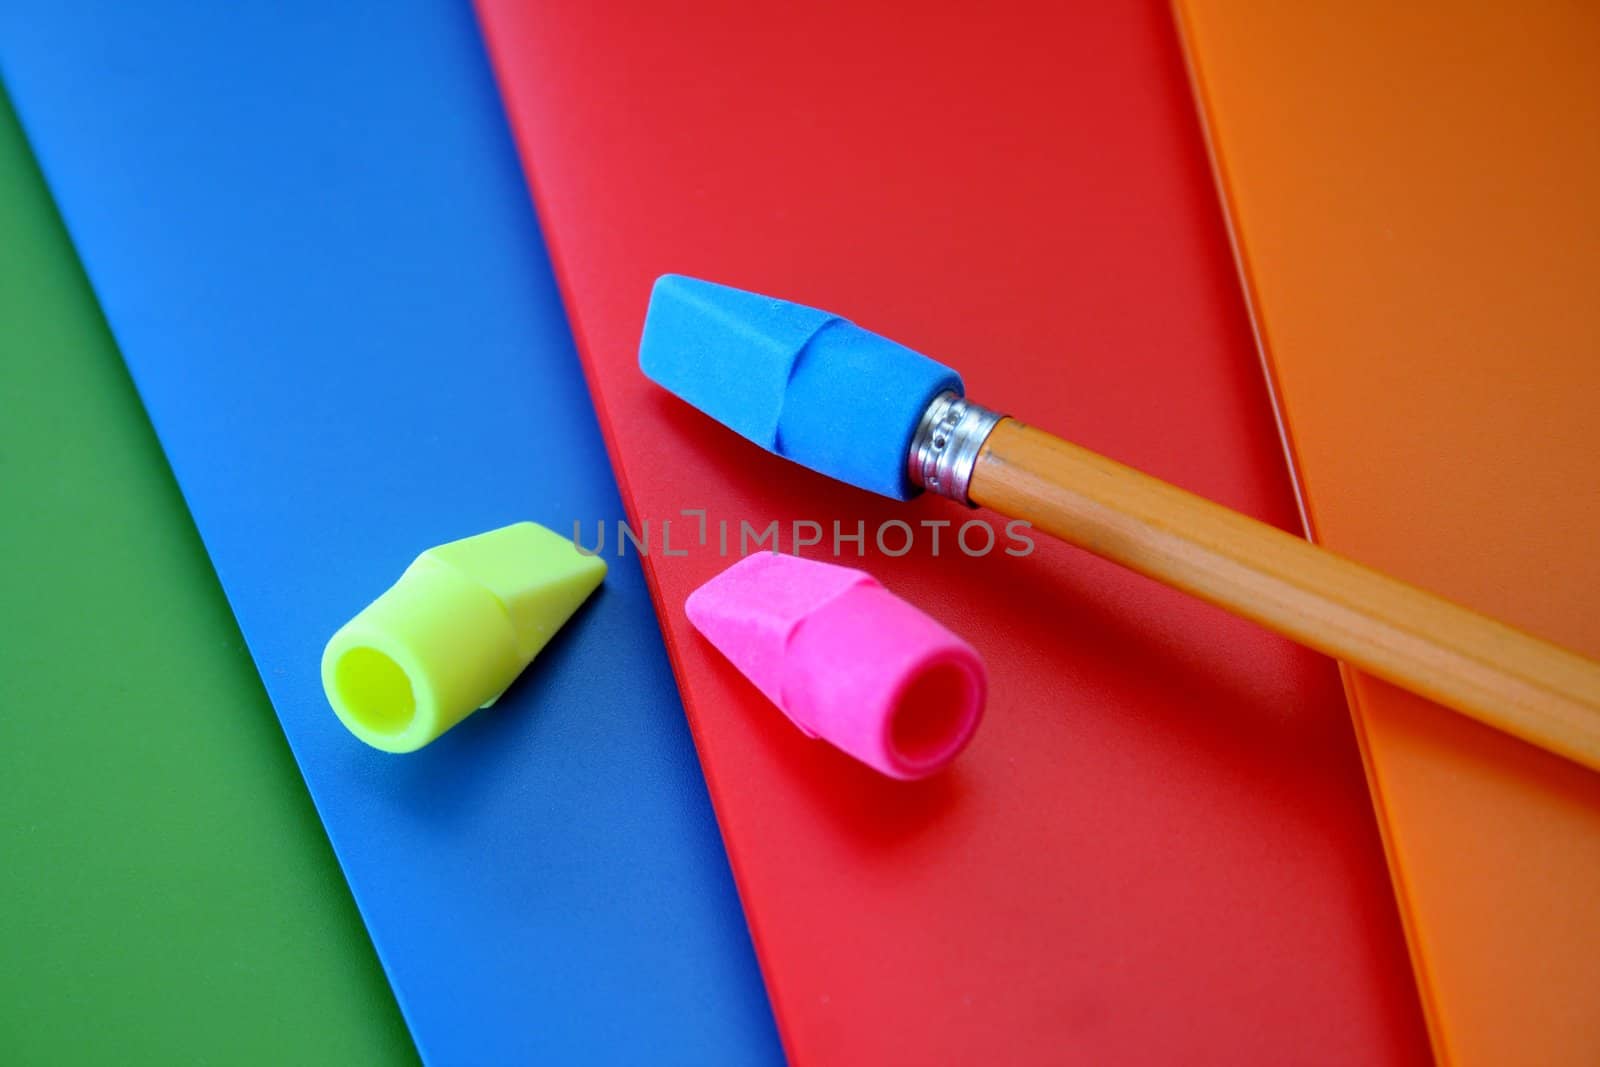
[0, 86, 414, 1064]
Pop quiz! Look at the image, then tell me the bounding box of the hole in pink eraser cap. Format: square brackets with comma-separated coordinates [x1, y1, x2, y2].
[885, 653, 985, 778]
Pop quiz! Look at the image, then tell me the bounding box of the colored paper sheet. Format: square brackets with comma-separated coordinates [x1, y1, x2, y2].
[1172, 5, 1600, 1064]
[477, 3, 1431, 1062]
[0, 4, 780, 1063]
[0, 83, 414, 1067]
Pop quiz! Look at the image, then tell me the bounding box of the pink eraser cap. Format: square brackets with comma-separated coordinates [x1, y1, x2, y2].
[685, 553, 986, 779]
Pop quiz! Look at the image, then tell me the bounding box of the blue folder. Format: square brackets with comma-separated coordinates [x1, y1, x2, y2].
[0, 3, 780, 1062]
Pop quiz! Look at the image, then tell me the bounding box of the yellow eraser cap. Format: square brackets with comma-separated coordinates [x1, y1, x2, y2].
[321, 521, 606, 752]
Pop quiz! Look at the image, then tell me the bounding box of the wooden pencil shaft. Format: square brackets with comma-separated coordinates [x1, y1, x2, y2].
[967, 418, 1600, 771]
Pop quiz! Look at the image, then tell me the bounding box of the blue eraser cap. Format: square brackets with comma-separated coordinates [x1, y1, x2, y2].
[640, 275, 963, 499]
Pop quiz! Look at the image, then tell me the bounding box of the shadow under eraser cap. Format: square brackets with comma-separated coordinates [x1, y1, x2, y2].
[685, 553, 986, 779]
[321, 522, 606, 752]
[639, 274, 963, 500]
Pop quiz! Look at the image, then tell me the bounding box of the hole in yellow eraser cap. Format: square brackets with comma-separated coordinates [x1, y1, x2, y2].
[332, 645, 417, 737]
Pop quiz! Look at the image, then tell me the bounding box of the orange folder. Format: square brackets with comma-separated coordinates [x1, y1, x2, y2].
[1172, 4, 1600, 1064]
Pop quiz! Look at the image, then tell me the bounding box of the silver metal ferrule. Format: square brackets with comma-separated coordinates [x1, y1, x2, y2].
[908, 391, 1004, 505]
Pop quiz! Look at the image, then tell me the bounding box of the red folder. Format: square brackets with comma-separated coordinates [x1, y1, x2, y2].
[476, 4, 1428, 1061]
